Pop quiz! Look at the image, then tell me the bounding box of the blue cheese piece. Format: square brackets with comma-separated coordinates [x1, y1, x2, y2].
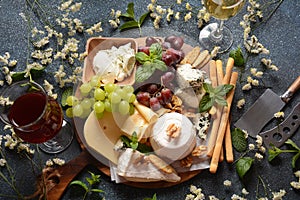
[175, 64, 209, 108]
[192, 112, 210, 140]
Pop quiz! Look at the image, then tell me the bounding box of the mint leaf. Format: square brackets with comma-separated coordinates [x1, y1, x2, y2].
[135, 52, 150, 64]
[135, 62, 156, 82]
[217, 84, 234, 96]
[231, 128, 247, 152]
[149, 43, 163, 60]
[229, 46, 245, 66]
[199, 94, 214, 112]
[214, 95, 228, 106]
[236, 157, 254, 179]
[130, 131, 138, 150]
[152, 59, 167, 71]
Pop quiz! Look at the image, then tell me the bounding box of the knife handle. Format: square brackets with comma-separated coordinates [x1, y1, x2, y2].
[281, 76, 300, 103]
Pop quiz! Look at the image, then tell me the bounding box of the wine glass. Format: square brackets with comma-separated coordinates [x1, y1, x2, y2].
[199, 0, 245, 53]
[0, 80, 73, 153]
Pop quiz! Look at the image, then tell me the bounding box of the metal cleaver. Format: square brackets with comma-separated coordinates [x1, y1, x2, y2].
[234, 76, 300, 137]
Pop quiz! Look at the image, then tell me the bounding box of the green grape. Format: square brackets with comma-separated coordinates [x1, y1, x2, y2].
[123, 85, 134, 93]
[94, 101, 105, 114]
[129, 103, 135, 115]
[90, 75, 100, 87]
[94, 88, 105, 101]
[111, 92, 121, 104]
[80, 82, 92, 95]
[115, 88, 127, 100]
[104, 83, 116, 93]
[81, 98, 92, 110]
[66, 96, 78, 106]
[118, 100, 130, 115]
[81, 107, 91, 118]
[66, 107, 73, 118]
[73, 104, 83, 117]
[125, 93, 136, 103]
[104, 99, 112, 112]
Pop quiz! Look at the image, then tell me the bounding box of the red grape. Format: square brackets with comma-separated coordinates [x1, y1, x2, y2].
[136, 91, 150, 107]
[161, 88, 172, 104]
[162, 72, 175, 84]
[166, 48, 184, 63]
[155, 92, 165, 106]
[138, 46, 150, 55]
[146, 37, 159, 47]
[147, 84, 159, 94]
[162, 52, 174, 66]
[164, 35, 184, 50]
[149, 97, 161, 111]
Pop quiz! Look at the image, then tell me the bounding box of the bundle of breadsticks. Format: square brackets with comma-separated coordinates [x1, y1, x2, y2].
[206, 57, 238, 174]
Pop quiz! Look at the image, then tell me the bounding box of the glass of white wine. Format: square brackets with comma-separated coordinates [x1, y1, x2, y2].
[199, 0, 245, 53]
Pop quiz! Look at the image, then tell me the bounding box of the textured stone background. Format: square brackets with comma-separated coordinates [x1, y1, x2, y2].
[0, 0, 299, 199]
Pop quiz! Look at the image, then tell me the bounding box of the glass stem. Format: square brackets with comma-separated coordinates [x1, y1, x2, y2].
[210, 20, 224, 42]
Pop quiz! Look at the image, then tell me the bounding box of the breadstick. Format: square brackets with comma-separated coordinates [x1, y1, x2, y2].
[225, 120, 234, 163]
[210, 71, 238, 174]
[219, 145, 224, 162]
[207, 60, 223, 157]
[223, 57, 234, 85]
[209, 60, 218, 116]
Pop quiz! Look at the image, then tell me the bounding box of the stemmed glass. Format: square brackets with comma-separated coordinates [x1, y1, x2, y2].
[199, 0, 245, 53]
[0, 80, 73, 153]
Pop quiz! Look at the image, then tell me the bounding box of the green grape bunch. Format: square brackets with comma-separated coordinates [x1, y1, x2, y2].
[65, 75, 136, 119]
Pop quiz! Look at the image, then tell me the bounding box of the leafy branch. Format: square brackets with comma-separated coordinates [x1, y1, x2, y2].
[69, 171, 104, 200]
[119, 2, 149, 36]
[268, 139, 300, 168]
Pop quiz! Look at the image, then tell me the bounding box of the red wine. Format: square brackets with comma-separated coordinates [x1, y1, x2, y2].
[8, 92, 63, 143]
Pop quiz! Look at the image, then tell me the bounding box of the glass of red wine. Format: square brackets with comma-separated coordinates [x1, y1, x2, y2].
[0, 80, 73, 153]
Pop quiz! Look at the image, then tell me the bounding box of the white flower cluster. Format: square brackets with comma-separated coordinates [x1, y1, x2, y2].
[261, 58, 279, 71]
[237, 98, 245, 109]
[185, 185, 206, 200]
[45, 157, 65, 167]
[147, 0, 200, 29]
[2, 126, 34, 154]
[290, 171, 300, 190]
[109, 9, 122, 29]
[274, 111, 284, 119]
[0, 52, 17, 85]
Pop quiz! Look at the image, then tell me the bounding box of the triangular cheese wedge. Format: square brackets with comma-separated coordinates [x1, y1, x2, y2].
[117, 148, 181, 182]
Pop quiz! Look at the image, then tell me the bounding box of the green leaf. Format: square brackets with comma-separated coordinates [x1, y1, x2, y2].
[130, 131, 138, 150]
[61, 87, 73, 107]
[152, 59, 167, 71]
[231, 128, 247, 152]
[216, 84, 234, 96]
[120, 135, 131, 147]
[149, 43, 163, 60]
[236, 157, 254, 179]
[214, 95, 228, 107]
[139, 11, 150, 26]
[203, 82, 214, 93]
[135, 63, 156, 83]
[70, 180, 88, 192]
[135, 52, 150, 64]
[11, 71, 26, 82]
[90, 188, 104, 193]
[229, 46, 245, 67]
[121, 2, 135, 19]
[268, 144, 283, 162]
[144, 193, 157, 200]
[285, 139, 300, 151]
[199, 94, 214, 112]
[119, 20, 139, 31]
[292, 152, 300, 168]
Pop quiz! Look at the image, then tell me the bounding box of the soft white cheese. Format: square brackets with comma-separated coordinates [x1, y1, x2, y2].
[93, 43, 135, 83]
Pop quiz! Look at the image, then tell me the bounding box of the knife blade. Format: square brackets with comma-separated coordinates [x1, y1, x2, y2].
[234, 76, 300, 137]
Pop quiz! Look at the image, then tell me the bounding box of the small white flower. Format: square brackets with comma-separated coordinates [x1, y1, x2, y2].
[242, 188, 249, 195]
[271, 189, 286, 200]
[242, 83, 252, 91]
[290, 181, 300, 189]
[223, 180, 232, 187]
[255, 152, 264, 161]
[237, 98, 245, 109]
[0, 158, 6, 167]
[248, 143, 255, 150]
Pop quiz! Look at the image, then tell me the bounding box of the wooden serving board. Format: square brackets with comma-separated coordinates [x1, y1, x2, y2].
[46, 36, 209, 199]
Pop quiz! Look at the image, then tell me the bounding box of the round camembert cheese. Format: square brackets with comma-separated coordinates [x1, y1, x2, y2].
[150, 112, 196, 161]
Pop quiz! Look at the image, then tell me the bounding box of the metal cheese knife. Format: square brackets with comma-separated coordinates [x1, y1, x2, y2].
[234, 76, 300, 137]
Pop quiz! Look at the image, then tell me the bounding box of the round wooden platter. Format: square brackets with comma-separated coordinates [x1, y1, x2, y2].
[47, 37, 209, 199]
